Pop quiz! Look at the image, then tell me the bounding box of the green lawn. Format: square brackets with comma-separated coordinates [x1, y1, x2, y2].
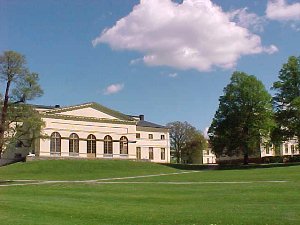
[1, 160, 300, 225]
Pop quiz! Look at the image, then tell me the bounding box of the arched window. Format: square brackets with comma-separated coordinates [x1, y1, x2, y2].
[120, 136, 128, 155]
[104, 135, 113, 154]
[69, 133, 79, 155]
[87, 134, 96, 154]
[50, 132, 61, 155]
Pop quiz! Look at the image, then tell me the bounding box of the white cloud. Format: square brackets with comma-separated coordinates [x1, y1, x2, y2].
[291, 23, 300, 31]
[229, 8, 265, 32]
[130, 58, 143, 65]
[93, 0, 277, 72]
[204, 126, 209, 139]
[266, 0, 300, 21]
[103, 83, 124, 95]
[168, 72, 178, 78]
[263, 44, 279, 54]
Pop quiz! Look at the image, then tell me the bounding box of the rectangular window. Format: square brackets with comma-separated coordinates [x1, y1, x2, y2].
[149, 147, 154, 160]
[161, 135, 165, 140]
[161, 148, 165, 160]
[291, 145, 295, 154]
[206, 150, 209, 155]
[266, 146, 270, 154]
[149, 134, 153, 139]
[207, 158, 209, 164]
[136, 147, 141, 160]
[285, 144, 289, 154]
[136, 133, 140, 139]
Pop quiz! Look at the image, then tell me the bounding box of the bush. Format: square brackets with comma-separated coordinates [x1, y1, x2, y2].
[263, 155, 300, 163]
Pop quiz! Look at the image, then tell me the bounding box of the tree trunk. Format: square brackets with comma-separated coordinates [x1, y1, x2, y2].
[0, 80, 11, 158]
[176, 150, 180, 163]
[243, 152, 249, 165]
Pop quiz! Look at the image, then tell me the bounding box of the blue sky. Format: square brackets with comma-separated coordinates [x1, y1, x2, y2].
[1, 0, 300, 134]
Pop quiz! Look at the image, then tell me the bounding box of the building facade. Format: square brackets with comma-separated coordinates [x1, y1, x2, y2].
[24, 102, 170, 163]
[260, 139, 299, 158]
[202, 148, 217, 164]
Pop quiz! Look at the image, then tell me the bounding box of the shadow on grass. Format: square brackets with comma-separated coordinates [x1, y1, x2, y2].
[160, 162, 300, 171]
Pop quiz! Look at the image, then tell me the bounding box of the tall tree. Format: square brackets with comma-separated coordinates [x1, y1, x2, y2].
[0, 51, 43, 157]
[167, 121, 206, 163]
[272, 56, 300, 145]
[208, 71, 275, 164]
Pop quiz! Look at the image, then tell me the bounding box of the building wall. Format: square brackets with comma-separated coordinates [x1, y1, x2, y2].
[136, 126, 170, 163]
[260, 144, 276, 158]
[36, 117, 170, 163]
[58, 107, 116, 120]
[280, 139, 299, 156]
[202, 148, 216, 164]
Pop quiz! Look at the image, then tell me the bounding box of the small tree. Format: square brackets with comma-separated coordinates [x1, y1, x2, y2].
[0, 51, 43, 157]
[167, 121, 206, 164]
[272, 56, 300, 146]
[182, 131, 206, 164]
[208, 71, 275, 164]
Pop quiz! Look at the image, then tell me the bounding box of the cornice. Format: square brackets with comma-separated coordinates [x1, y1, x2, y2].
[41, 113, 137, 125]
[43, 102, 134, 121]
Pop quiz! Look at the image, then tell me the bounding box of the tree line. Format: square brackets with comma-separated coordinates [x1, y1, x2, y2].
[167, 56, 299, 164]
[1, 51, 299, 164]
[208, 56, 300, 164]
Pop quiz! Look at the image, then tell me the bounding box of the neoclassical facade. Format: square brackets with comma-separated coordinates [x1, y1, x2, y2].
[32, 102, 170, 163]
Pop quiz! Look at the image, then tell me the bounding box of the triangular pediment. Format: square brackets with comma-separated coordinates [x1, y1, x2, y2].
[44, 102, 133, 121]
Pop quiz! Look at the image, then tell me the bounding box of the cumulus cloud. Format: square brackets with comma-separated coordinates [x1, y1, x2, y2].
[266, 0, 300, 21]
[93, 0, 277, 72]
[103, 83, 124, 95]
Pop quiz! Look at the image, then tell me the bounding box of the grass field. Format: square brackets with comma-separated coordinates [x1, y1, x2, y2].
[1, 160, 300, 225]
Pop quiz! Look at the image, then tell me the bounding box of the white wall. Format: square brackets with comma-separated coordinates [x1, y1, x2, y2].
[38, 117, 170, 163]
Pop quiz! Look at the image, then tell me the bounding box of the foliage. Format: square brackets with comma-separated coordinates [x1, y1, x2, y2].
[0, 51, 43, 157]
[182, 131, 206, 164]
[208, 71, 275, 164]
[272, 56, 300, 145]
[167, 121, 206, 164]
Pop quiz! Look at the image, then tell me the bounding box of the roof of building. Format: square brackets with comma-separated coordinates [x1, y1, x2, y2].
[137, 120, 166, 129]
[32, 102, 167, 129]
[30, 104, 57, 110]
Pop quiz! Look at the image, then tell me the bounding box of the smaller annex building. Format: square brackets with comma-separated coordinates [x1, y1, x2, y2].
[32, 102, 170, 163]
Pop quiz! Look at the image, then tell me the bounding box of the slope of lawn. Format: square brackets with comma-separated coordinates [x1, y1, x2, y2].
[0, 159, 178, 181]
[1, 161, 300, 225]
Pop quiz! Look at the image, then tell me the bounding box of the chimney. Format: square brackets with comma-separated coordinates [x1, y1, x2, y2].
[55, 105, 60, 108]
[139, 114, 144, 121]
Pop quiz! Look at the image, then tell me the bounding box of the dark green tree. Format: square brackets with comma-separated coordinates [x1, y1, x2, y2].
[0, 51, 43, 158]
[208, 71, 275, 164]
[182, 131, 206, 164]
[272, 56, 300, 146]
[167, 121, 206, 164]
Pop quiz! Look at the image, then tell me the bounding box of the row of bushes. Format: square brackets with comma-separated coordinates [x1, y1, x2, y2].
[262, 155, 300, 163]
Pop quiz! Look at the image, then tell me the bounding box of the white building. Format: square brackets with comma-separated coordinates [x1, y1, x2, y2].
[5, 102, 170, 163]
[202, 148, 216, 164]
[260, 139, 299, 158]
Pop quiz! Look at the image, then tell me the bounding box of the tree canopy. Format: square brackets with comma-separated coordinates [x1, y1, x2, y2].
[167, 121, 206, 164]
[272, 56, 300, 144]
[0, 51, 43, 158]
[208, 71, 275, 164]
